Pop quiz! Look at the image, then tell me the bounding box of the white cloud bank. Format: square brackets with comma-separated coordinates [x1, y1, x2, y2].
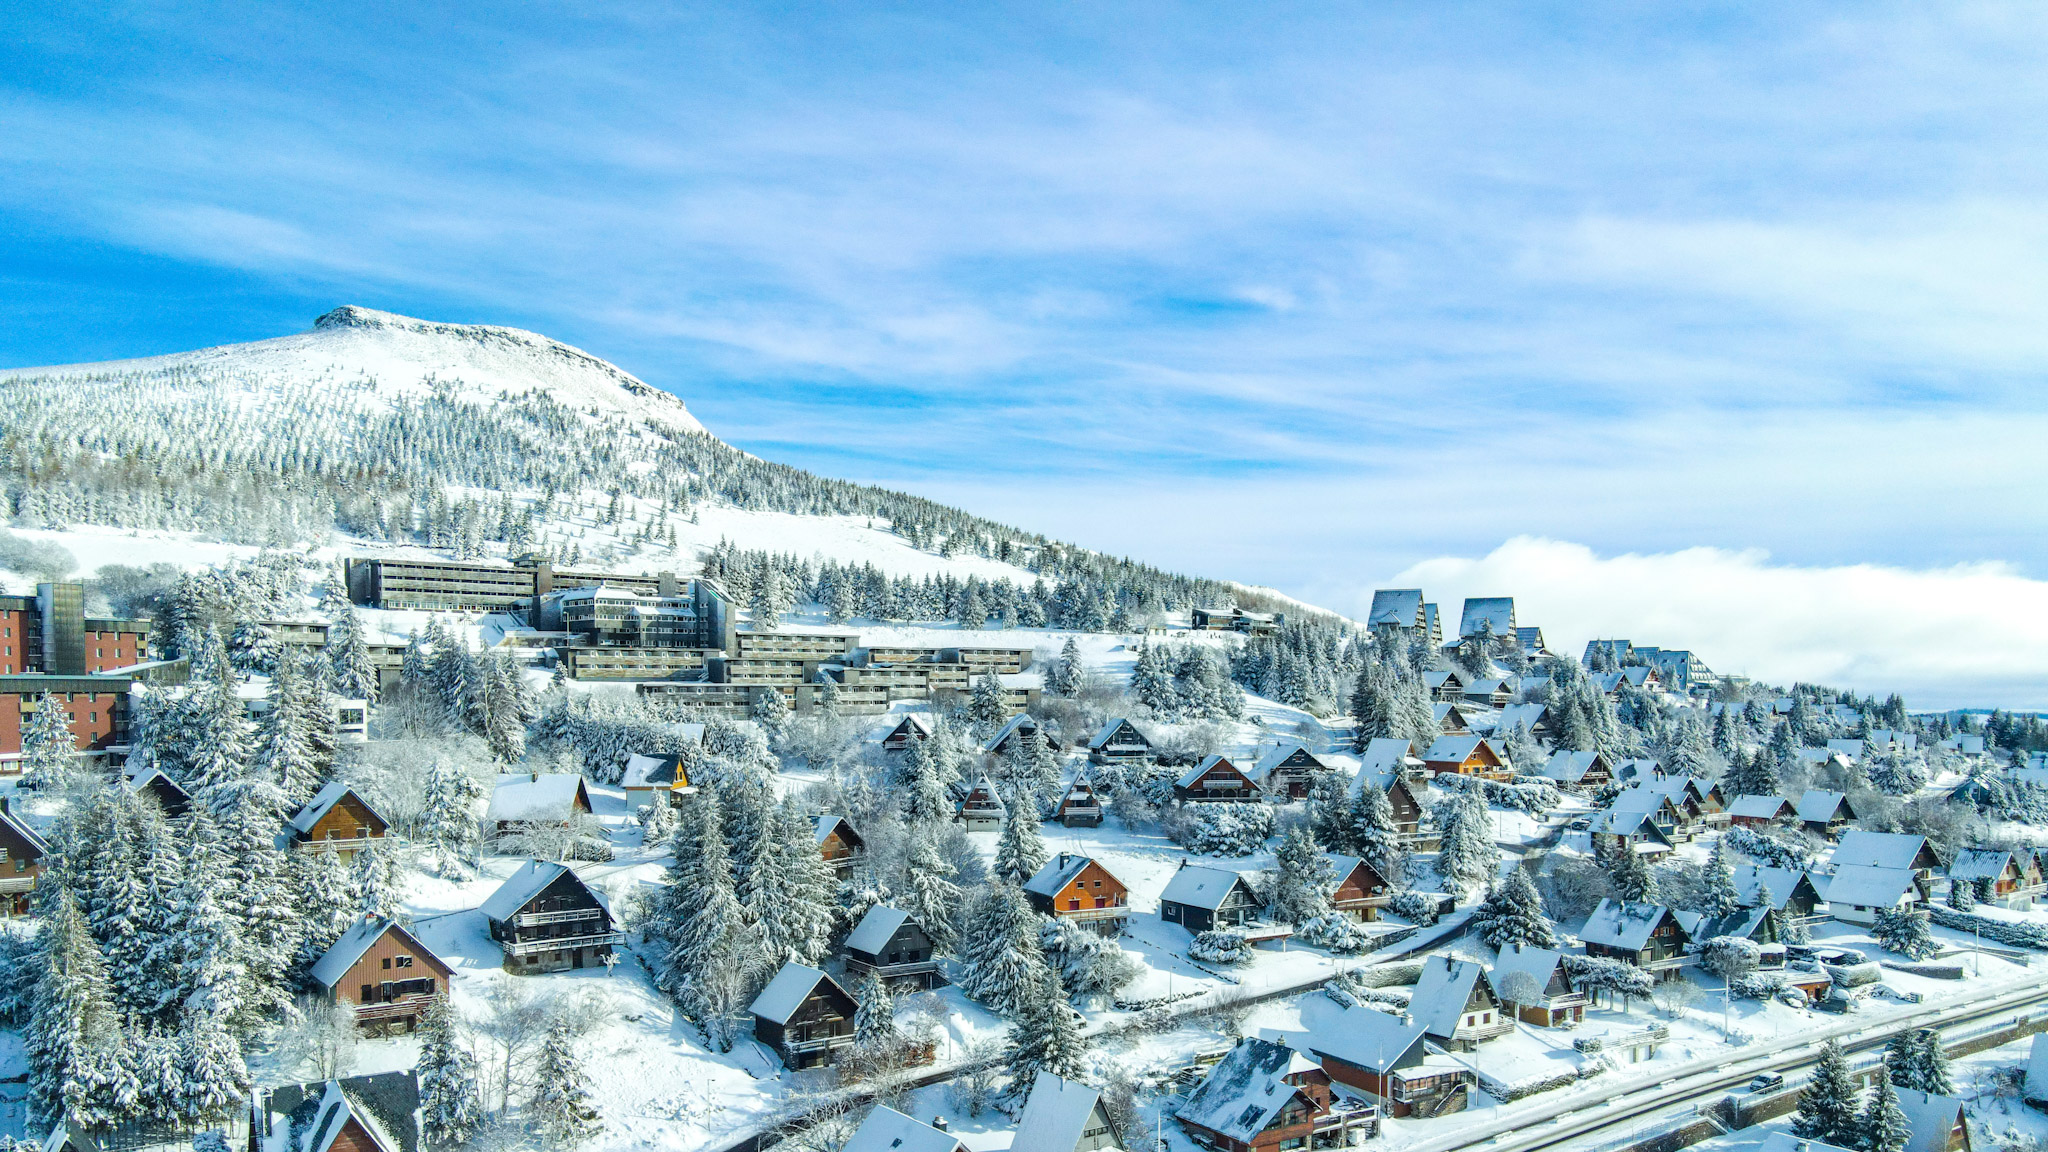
[1389, 537, 2048, 712]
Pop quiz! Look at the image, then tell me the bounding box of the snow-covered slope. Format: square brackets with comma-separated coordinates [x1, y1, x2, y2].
[0, 305, 704, 435]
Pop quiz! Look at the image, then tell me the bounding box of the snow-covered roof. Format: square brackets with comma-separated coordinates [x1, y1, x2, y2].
[1175, 1038, 1323, 1143]
[1732, 865, 1814, 910]
[1543, 749, 1605, 783]
[1409, 955, 1490, 1040]
[1357, 738, 1415, 781]
[621, 753, 688, 789]
[309, 917, 443, 991]
[1824, 865, 1919, 908]
[1578, 899, 1680, 951]
[1832, 831, 1930, 871]
[1023, 854, 1103, 898]
[1303, 1006, 1429, 1074]
[1421, 735, 1482, 763]
[1795, 789, 1852, 823]
[1161, 865, 1253, 912]
[958, 775, 1008, 818]
[1251, 742, 1328, 783]
[1176, 754, 1252, 790]
[1695, 905, 1772, 942]
[290, 1082, 398, 1152]
[1087, 717, 1148, 751]
[1012, 1071, 1109, 1152]
[840, 1106, 965, 1152]
[1588, 808, 1664, 840]
[1948, 848, 2018, 882]
[815, 814, 860, 846]
[485, 773, 587, 823]
[479, 859, 594, 923]
[1368, 589, 1425, 629]
[845, 905, 913, 956]
[288, 780, 361, 835]
[0, 800, 49, 857]
[882, 713, 933, 740]
[121, 766, 189, 804]
[1894, 1089, 1965, 1152]
[1494, 703, 1545, 734]
[749, 962, 839, 1026]
[1490, 943, 1565, 996]
[1726, 795, 1793, 820]
[982, 713, 1037, 754]
[1458, 597, 1515, 638]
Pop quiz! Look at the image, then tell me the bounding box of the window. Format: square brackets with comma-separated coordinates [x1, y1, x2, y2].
[1068, 898, 1081, 910]
[360, 984, 374, 1002]
[382, 957, 392, 969]
[395, 955, 414, 968]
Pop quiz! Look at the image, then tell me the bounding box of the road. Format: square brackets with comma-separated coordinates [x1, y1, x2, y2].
[1396, 977, 2048, 1152]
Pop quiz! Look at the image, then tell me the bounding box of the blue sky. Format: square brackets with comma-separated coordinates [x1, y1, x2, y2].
[6, 3, 2048, 705]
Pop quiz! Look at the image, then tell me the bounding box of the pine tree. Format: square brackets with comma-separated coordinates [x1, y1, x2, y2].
[993, 807, 1048, 885]
[253, 653, 321, 803]
[20, 693, 75, 792]
[1005, 963, 1087, 1094]
[325, 601, 378, 702]
[1047, 639, 1083, 697]
[1885, 1031, 1917, 1090]
[1605, 839, 1660, 905]
[1350, 783, 1406, 884]
[901, 738, 951, 828]
[749, 684, 789, 740]
[1872, 908, 1938, 960]
[416, 997, 484, 1148]
[530, 1019, 603, 1149]
[1859, 1071, 1911, 1152]
[742, 799, 832, 966]
[1792, 1039, 1860, 1146]
[1434, 792, 1499, 898]
[25, 890, 129, 1129]
[666, 793, 760, 1050]
[1471, 868, 1557, 950]
[185, 669, 251, 813]
[349, 843, 407, 923]
[1699, 840, 1741, 919]
[481, 653, 533, 764]
[174, 1007, 249, 1126]
[969, 673, 1007, 735]
[957, 883, 1043, 1012]
[901, 831, 962, 954]
[421, 756, 483, 874]
[1722, 749, 1776, 799]
[852, 970, 901, 1054]
[1271, 827, 1335, 925]
[1912, 1029, 1954, 1095]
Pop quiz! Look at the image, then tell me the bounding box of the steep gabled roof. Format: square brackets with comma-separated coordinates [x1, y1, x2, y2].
[1409, 955, 1493, 1039]
[1161, 865, 1255, 912]
[1542, 749, 1606, 783]
[1732, 864, 1818, 910]
[1251, 742, 1330, 783]
[1894, 1089, 1966, 1152]
[841, 1106, 966, 1152]
[620, 753, 689, 790]
[1795, 789, 1853, 823]
[1824, 865, 1919, 908]
[1368, 589, 1425, 629]
[814, 814, 862, 846]
[289, 780, 379, 835]
[1303, 1007, 1429, 1074]
[1726, 795, 1794, 820]
[309, 916, 449, 991]
[1013, 1071, 1114, 1152]
[1578, 899, 1681, 951]
[288, 1081, 399, 1152]
[1494, 703, 1545, 734]
[0, 800, 50, 857]
[1356, 737, 1416, 781]
[1176, 754, 1254, 790]
[1949, 847, 2020, 882]
[1490, 943, 1567, 998]
[748, 962, 845, 1026]
[1832, 831, 1932, 871]
[1175, 1039, 1322, 1143]
[1024, 853, 1116, 898]
[845, 905, 914, 956]
[982, 713, 1038, 754]
[1087, 717, 1149, 751]
[479, 859, 606, 924]
[1459, 597, 1515, 638]
[485, 773, 589, 823]
[1421, 735, 1484, 763]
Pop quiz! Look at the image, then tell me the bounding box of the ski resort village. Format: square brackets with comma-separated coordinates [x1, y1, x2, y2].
[1, 311, 2047, 1152]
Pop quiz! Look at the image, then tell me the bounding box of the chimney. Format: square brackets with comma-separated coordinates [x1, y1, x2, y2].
[931, 1118, 949, 1132]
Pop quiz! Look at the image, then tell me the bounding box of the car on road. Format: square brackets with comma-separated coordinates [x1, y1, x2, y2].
[1814, 996, 1857, 1014]
[1747, 1073, 1785, 1093]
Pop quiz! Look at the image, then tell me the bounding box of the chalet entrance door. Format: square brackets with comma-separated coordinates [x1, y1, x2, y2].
[571, 948, 584, 969]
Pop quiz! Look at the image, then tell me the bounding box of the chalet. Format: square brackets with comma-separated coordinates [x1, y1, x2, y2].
[1693, 904, 1779, 948]
[843, 904, 943, 990]
[1013, 1071, 1125, 1152]
[1023, 854, 1130, 935]
[308, 915, 453, 1034]
[1578, 900, 1698, 977]
[1489, 944, 1585, 1028]
[1950, 848, 2041, 909]
[1834, 831, 1943, 884]
[1726, 795, 1796, 828]
[983, 713, 1047, 757]
[480, 859, 621, 973]
[1358, 736, 1419, 779]
[1419, 735, 1509, 780]
[1086, 718, 1153, 763]
[1368, 588, 1428, 634]
[1515, 626, 1548, 658]
[749, 962, 858, 1070]
[955, 775, 1008, 831]
[1937, 734, 1987, 759]
[1733, 864, 1827, 920]
[1354, 764, 1425, 838]
[1159, 864, 1261, 933]
[814, 815, 865, 882]
[1491, 702, 1548, 741]
[123, 766, 192, 817]
[620, 753, 695, 810]
[1823, 865, 1926, 925]
[1462, 679, 1515, 709]
[1795, 789, 1857, 838]
[1251, 743, 1338, 801]
[1610, 757, 1663, 786]
[1896, 1089, 1972, 1152]
[1431, 702, 1475, 736]
[842, 1107, 966, 1152]
[1542, 750, 1612, 793]
[1054, 773, 1106, 827]
[1424, 670, 1467, 703]
[1308, 1007, 1472, 1118]
[880, 713, 933, 752]
[1174, 755, 1262, 802]
[1458, 596, 1516, 640]
[1611, 787, 1696, 842]
[258, 1073, 419, 1152]
[485, 773, 592, 833]
[286, 781, 390, 861]
[1409, 956, 1508, 1050]
[1325, 854, 1393, 922]
[0, 796, 48, 918]
[1585, 809, 1675, 860]
[1175, 1038, 1339, 1152]
[1827, 738, 1866, 764]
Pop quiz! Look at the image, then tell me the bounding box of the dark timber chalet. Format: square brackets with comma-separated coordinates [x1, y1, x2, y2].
[1354, 763, 1425, 839]
[481, 860, 622, 973]
[308, 915, 454, 1034]
[1013, 1070, 1127, 1152]
[1159, 864, 1261, 933]
[0, 796, 48, 918]
[983, 713, 1048, 757]
[955, 775, 1008, 832]
[1325, 854, 1393, 921]
[814, 815, 866, 882]
[1024, 854, 1130, 935]
[1308, 1008, 1474, 1119]
[750, 962, 858, 1070]
[1175, 1037, 1374, 1152]
[285, 781, 390, 862]
[880, 713, 933, 753]
[1174, 755, 1261, 802]
[843, 904, 943, 990]
[255, 1072, 421, 1152]
[1085, 718, 1153, 763]
[1250, 743, 1337, 802]
[1489, 944, 1586, 1028]
[123, 766, 191, 818]
[1578, 899, 1699, 978]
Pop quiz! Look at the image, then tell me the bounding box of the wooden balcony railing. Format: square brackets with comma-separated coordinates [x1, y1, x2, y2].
[354, 993, 439, 1022]
[516, 908, 606, 927]
[502, 931, 623, 957]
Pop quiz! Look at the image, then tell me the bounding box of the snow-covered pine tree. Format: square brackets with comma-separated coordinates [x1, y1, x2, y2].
[667, 793, 761, 1050]
[1871, 907, 1938, 960]
[186, 674, 252, 815]
[742, 798, 832, 966]
[1884, 1031, 1917, 1090]
[324, 601, 378, 703]
[1004, 963, 1087, 1095]
[1047, 639, 1083, 697]
[968, 673, 1007, 735]
[349, 843, 408, 924]
[1699, 839, 1741, 919]
[1792, 1039, 1860, 1147]
[1271, 826, 1335, 925]
[1858, 1070, 1911, 1152]
[852, 969, 901, 1054]
[25, 889, 129, 1129]
[173, 1007, 249, 1127]
[20, 693, 76, 792]
[481, 652, 534, 764]
[901, 737, 951, 828]
[253, 653, 321, 803]
[1039, 917, 1139, 1000]
[416, 997, 483, 1149]
[530, 1019, 603, 1149]
[421, 756, 484, 875]
[957, 883, 1042, 1012]
[1722, 749, 1778, 801]
[993, 807, 1049, 885]
[1433, 792, 1499, 899]
[901, 830, 962, 954]
[1349, 783, 1406, 884]
[749, 684, 789, 740]
[1604, 839, 1659, 905]
[1908, 1029, 1954, 1095]
[1471, 868, 1557, 950]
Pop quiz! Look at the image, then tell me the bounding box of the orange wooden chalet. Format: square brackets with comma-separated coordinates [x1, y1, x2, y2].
[285, 781, 390, 862]
[1174, 754, 1262, 802]
[1420, 736, 1510, 781]
[308, 915, 454, 1034]
[1023, 853, 1129, 935]
[1325, 854, 1394, 922]
[814, 815, 866, 882]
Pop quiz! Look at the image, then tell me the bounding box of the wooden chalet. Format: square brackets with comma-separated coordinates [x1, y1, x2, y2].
[880, 713, 933, 752]
[1733, 864, 1827, 921]
[285, 781, 390, 862]
[1325, 854, 1393, 922]
[1824, 865, 1926, 925]
[1159, 864, 1261, 933]
[1726, 795, 1796, 829]
[486, 773, 593, 833]
[1085, 718, 1153, 763]
[1419, 736, 1509, 781]
[955, 775, 1008, 831]
[258, 1073, 420, 1152]
[0, 796, 48, 918]
[1308, 1009, 1472, 1119]
[1174, 754, 1262, 802]
[1834, 831, 1944, 884]
[1054, 773, 1105, 827]
[842, 1107, 966, 1152]
[1014, 1071, 1126, 1152]
[1491, 702, 1549, 741]
[308, 915, 453, 1035]
[621, 752, 696, 810]
[1541, 750, 1612, 793]
[983, 713, 1047, 757]
[1462, 678, 1515, 709]
[1587, 808, 1676, 859]
[843, 904, 943, 990]
[1175, 1038, 1367, 1152]
[1950, 848, 2042, 910]
[1610, 788, 1696, 843]
[1794, 789, 1858, 838]
[814, 815, 866, 882]
[480, 860, 622, 973]
[1023, 854, 1129, 935]
[1424, 670, 1467, 703]
[1578, 900, 1698, 978]
[749, 962, 857, 1070]
[1251, 743, 1338, 802]
[1409, 956, 1510, 1050]
[1896, 1089, 1972, 1152]
[123, 766, 192, 817]
[1489, 944, 1586, 1028]
[1355, 760, 1426, 839]
[1431, 702, 1474, 735]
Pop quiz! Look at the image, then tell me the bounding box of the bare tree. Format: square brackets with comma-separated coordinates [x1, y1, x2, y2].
[472, 977, 612, 1114]
[1651, 978, 1704, 1020]
[272, 996, 359, 1081]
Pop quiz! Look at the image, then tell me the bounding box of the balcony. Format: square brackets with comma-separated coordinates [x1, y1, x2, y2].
[849, 958, 940, 979]
[502, 931, 624, 957]
[1056, 904, 1128, 921]
[296, 836, 381, 853]
[516, 908, 606, 927]
[786, 1033, 854, 1053]
[354, 993, 439, 1022]
[0, 876, 35, 895]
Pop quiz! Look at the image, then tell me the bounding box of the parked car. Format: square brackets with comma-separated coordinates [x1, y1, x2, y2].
[1814, 995, 1857, 1015]
[1870, 985, 1924, 1004]
[1748, 1073, 1786, 1093]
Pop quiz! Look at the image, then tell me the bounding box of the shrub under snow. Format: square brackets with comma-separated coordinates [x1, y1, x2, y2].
[1293, 912, 1374, 955]
[1189, 930, 1254, 965]
[1167, 804, 1276, 857]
